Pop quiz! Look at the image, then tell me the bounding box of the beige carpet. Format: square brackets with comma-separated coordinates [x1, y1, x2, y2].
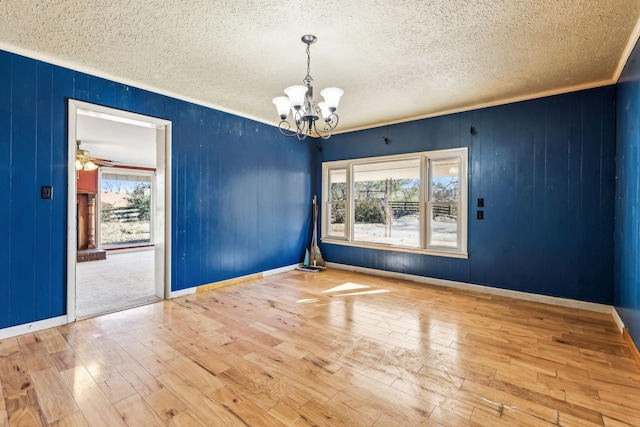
[75, 248, 160, 319]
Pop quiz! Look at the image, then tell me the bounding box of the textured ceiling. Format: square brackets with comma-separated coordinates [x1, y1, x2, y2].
[2, 1, 640, 133]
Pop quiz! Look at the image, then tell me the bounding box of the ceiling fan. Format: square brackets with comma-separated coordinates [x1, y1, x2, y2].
[75, 140, 118, 171]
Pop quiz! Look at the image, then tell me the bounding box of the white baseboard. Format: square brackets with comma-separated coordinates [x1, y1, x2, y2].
[170, 263, 299, 298]
[170, 288, 197, 298]
[1, 263, 620, 340]
[611, 307, 625, 334]
[263, 263, 299, 277]
[0, 315, 68, 340]
[326, 262, 612, 314]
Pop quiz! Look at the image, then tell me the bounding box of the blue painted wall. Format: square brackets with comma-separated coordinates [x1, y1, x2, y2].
[0, 45, 624, 333]
[0, 50, 313, 329]
[615, 37, 640, 345]
[319, 87, 616, 304]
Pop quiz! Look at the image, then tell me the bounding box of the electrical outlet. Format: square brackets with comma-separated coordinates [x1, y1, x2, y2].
[477, 198, 484, 208]
[41, 186, 53, 199]
[477, 210, 484, 220]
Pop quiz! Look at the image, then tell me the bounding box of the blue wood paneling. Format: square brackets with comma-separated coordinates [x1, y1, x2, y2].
[163, 100, 314, 290]
[0, 42, 628, 333]
[0, 49, 313, 329]
[50, 65, 73, 317]
[35, 61, 54, 321]
[512, 100, 538, 288]
[199, 109, 219, 282]
[88, 76, 118, 107]
[73, 72, 89, 100]
[135, 88, 166, 119]
[0, 52, 12, 327]
[10, 55, 38, 325]
[615, 36, 640, 346]
[542, 95, 572, 297]
[319, 87, 616, 304]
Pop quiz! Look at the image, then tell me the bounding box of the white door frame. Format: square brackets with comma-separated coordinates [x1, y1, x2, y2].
[67, 100, 172, 322]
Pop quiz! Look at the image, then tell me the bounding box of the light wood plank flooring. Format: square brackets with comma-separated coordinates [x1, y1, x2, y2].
[1, 268, 639, 426]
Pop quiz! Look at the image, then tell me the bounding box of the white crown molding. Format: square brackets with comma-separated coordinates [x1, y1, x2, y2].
[0, 42, 275, 129]
[0, 42, 618, 138]
[334, 79, 615, 135]
[613, 16, 640, 82]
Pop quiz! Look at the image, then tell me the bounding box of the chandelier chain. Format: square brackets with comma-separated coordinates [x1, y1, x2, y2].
[306, 43, 311, 80]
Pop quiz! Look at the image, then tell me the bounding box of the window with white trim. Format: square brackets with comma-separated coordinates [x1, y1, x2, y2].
[326, 168, 347, 239]
[322, 148, 468, 258]
[98, 168, 155, 249]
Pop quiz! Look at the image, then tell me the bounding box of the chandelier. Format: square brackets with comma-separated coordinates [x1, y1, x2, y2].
[272, 35, 344, 140]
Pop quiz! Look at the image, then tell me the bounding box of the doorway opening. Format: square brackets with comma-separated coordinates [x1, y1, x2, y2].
[67, 100, 172, 320]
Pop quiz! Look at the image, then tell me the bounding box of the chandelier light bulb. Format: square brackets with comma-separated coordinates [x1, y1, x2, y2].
[83, 161, 99, 171]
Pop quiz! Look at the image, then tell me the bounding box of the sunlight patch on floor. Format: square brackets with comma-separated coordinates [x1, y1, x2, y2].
[322, 282, 371, 293]
[297, 298, 320, 304]
[331, 289, 390, 297]
[297, 282, 391, 304]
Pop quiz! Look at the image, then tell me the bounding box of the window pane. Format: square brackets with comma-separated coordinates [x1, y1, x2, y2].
[352, 159, 420, 247]
[329, 169, 347, 202]
[327, 202, 346, 238]
[100, 173, 152, 248]
[430, 158, 460, 202]
[430, 204, 458, 247]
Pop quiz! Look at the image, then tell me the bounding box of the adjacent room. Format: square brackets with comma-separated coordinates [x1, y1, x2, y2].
[74, 110, 162, 318]
[1, 1, 640, 426]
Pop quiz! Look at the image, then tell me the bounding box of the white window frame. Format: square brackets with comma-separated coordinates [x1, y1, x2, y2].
[97, 167, 156, 249]
[325, 167, 349, 240]
[321, 148, 468, 259]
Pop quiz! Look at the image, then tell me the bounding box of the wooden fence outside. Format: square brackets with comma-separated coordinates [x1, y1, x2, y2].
[388, 202, 455, 218]
[102, 207, 143, 222]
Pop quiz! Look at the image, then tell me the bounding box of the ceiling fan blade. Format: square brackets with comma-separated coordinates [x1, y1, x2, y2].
[93, 159, 121, 166]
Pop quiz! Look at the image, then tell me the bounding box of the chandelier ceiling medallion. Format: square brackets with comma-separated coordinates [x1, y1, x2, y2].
[272, 35, 344, 140]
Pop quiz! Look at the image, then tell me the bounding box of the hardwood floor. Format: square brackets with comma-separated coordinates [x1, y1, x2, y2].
[1, 268, 639, 426]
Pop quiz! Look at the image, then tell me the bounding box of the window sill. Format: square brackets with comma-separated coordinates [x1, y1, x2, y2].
[320, 238, 468, 259]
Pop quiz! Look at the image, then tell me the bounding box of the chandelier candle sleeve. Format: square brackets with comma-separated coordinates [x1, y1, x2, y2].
[272, 35, 343, 140]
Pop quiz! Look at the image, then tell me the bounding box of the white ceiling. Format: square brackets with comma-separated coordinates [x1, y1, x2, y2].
[2, 1, 640, 134]
[76, 114, 157, 168]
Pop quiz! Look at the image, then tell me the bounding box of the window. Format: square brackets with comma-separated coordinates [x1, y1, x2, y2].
[428, 156, 461, 249]
[99, 168, 155, 249]
[327, 168, 347, 239]
[322, 148, 468, 258]
[353, 158, 421, 247]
